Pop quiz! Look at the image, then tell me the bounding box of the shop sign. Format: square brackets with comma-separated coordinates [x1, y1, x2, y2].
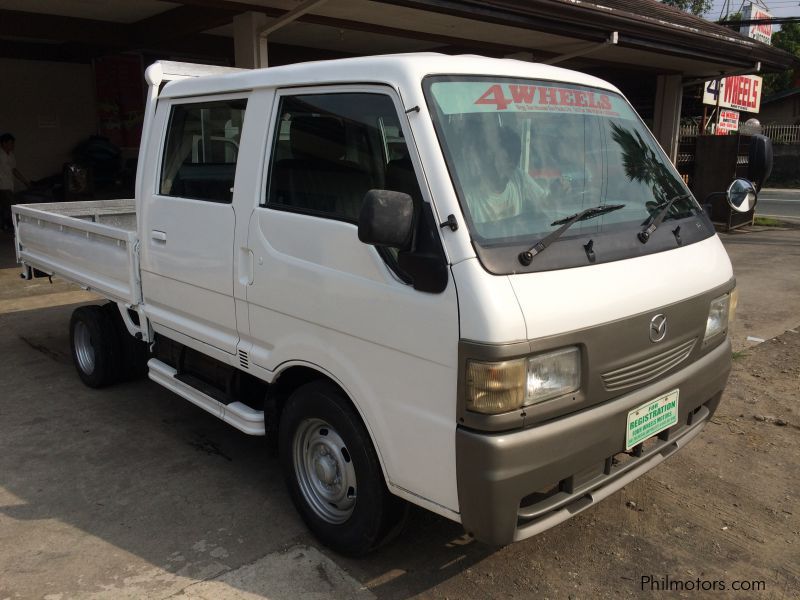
[716, 109, 740, 135]
[703, 75, 762, 113]
[740, 4, 773, 45]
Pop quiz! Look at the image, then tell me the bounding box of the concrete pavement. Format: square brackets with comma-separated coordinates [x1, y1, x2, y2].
[0, 223, 798, 599]
[757, 188, 800, 221]
[0, 229, 491, 600]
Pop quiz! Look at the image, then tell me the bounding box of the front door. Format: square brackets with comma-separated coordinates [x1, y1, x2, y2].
[243, 86, 461, 510]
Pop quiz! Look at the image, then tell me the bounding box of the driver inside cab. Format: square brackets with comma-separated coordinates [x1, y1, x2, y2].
[461, 125, 554, 235]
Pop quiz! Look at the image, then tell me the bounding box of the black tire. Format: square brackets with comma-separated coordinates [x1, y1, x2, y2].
[103, 302, 149, 380]
[69, 305, 124, 388]
[279, 380, 407, 556]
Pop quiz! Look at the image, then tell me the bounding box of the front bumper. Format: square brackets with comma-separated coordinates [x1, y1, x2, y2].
[456, 337, 732, 545]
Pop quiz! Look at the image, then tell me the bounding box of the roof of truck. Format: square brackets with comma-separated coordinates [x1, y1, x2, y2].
[157, 53, 622, 100]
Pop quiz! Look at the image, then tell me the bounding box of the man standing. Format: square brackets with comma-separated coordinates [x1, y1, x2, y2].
[0, 133, 30, 231]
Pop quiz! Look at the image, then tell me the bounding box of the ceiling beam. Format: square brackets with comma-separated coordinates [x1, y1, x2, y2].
[137, 33, 234, 61]
[0, 9, 128, 47]
[0, 6, 237, 61]
[0, 39, 96, 63]
[131, 5, 236, 44]
[169, 0, 539, 56]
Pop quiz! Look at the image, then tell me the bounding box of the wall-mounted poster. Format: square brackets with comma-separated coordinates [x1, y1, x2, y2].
[94, 54, 145, 148]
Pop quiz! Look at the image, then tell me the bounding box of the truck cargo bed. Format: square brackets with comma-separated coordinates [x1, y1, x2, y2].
[13, 199, 141, 305]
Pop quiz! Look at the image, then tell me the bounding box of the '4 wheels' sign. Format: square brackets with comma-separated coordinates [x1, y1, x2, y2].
[703, 75, 762, 114]
[740, 4, 773, 45]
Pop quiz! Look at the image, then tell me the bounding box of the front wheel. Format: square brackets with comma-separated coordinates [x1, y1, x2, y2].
[279, 381, 407, 556]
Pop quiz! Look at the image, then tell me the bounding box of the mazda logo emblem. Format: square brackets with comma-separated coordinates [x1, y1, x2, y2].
[650, 314, 667, 343]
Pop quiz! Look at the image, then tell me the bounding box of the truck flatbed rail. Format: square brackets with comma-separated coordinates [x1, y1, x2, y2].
[13, 199, 140, 305]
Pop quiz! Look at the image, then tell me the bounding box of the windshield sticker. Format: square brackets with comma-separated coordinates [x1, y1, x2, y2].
[431, 82, 631, 118]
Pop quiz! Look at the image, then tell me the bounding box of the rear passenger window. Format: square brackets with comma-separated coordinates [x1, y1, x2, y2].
[265, 93, 422, 222]
[160, 99, 247, 203]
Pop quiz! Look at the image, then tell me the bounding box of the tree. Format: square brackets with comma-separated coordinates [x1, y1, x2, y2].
[764, 22, 800, 96]
[661, 0, 712, 16]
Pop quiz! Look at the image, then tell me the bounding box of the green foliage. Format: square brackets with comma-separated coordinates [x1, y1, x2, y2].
[661, 0, 712, 16]
[763, 23, 800, 96]
[763, 71, 793, 97]
[721, 11, 742, 25]
[773, 22, 800, 56]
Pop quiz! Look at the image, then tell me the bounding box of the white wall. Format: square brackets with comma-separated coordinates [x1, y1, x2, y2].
[0, 58, 97, 183]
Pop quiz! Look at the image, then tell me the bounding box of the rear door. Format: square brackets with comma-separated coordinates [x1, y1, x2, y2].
[139, 94, 248, 355]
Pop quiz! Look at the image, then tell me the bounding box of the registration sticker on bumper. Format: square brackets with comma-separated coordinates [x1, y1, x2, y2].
[626, 390, 679, 450]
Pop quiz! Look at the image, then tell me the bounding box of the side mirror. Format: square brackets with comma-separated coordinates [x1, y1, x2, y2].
[747, 134, 773, 192]
[727, 178, 757, 213]
[358, 190, 415, 250]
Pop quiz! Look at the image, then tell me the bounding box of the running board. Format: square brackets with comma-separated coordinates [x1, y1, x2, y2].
[148, 358, 265, 435]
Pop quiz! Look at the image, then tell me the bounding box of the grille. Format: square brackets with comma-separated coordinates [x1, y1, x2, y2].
[238, 349, 249, 369]
[601, 338, 696, 391]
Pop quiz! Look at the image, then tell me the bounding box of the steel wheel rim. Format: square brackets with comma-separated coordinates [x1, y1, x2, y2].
[293, 418, 357, 524]
[74, 320, 96, 375]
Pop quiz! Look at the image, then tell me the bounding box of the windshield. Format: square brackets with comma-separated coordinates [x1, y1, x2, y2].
[423, 76, 708, 271]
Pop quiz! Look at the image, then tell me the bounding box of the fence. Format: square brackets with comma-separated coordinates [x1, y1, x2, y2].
[679, 123, 800, 144]
[761, 124, 800, 144]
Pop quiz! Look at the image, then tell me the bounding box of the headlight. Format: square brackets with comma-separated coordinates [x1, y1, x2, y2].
[526, 346, 581, 404]
[466, 358, 526, 414]
[704, 293, 731, 342]
[466, 347, 581, 415]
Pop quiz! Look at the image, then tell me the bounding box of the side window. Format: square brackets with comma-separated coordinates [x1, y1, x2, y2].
[160, 98, 247, 203]
[265, 92, 423, 222]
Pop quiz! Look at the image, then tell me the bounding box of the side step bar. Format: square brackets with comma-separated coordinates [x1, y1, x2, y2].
[148, 358, 265, 435]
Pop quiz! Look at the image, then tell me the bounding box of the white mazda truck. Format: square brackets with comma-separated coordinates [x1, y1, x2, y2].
[12, 54, 756, 555]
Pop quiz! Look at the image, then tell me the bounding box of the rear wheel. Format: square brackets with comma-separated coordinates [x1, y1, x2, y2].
[69, 305, 123, 388]
[279, 380, 407, 556]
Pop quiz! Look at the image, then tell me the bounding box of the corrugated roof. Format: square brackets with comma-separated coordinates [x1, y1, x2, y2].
[549, 0, 772, 45]
[387, 0, 799, 71]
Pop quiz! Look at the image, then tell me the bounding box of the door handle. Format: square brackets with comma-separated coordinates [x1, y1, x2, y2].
[151, 230, 167, 243]
[239, 247, 254, 286]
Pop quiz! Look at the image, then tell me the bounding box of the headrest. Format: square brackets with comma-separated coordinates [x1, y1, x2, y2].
[290, 115, 346, 162]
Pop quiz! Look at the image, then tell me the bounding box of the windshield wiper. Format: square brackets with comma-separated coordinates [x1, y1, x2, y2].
[518, 204, 625, 266]
[637, 193, 692, 244]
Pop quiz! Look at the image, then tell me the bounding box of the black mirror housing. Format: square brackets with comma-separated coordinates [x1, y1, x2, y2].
[747, 134, 773, 192]
[358, 189, 415, 250]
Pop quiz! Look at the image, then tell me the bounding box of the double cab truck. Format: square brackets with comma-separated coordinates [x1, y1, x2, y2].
[12, 55, 751, 555]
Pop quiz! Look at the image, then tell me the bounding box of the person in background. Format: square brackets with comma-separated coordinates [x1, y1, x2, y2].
[0, 133, 31, 231]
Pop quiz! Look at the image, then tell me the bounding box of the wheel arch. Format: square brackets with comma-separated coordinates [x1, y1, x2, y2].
[266, 361, 393, 488]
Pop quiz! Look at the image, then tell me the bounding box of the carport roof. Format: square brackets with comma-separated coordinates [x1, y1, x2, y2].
[385, 0, 799, 72]
[0, 0, 797, 76]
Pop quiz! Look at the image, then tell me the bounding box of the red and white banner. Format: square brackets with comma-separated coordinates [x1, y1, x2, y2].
[740, 4, 773, 45]
[703, 75, 762, 113]
[430, 81, 630, 118]
[716, 109, 740, 136]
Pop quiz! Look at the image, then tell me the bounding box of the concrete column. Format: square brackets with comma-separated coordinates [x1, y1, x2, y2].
[233, 12, 268, 69]
[652, 74, 683, 164]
